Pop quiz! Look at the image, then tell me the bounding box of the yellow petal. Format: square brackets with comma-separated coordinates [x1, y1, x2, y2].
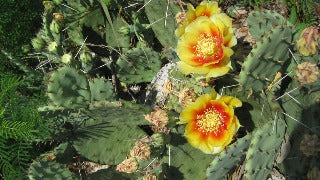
[177, 61, 211, 75]
[219, 96, 242, 108]
[179, 94, 212, 124]
[206, 57, 231, 78]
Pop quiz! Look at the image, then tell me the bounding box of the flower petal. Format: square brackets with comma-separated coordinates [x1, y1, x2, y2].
[205, 57, 232, 78]
[179, 93, 212, 124]
[219, 96, 242, 108]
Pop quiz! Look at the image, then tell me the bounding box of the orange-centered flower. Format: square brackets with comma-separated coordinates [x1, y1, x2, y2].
[176, 14, 236, 78]
[179, 89, 242, 154]
[176, 1, 221, 38]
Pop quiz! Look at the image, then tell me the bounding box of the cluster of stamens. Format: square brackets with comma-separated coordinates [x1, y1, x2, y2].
[196, 106, 224, 135]
[194, 33, 218, 60]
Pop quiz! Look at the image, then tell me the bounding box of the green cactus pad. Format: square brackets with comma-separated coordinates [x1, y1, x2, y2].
[28, 160, 77, 180]
[89, 77, 115, 102]
[84, 168, 131, 180]
[105, 15, 130, 48]
[206, 134, 252, 179]
[163, 127, 214, 180]
[144, 0, 180, 47]
[244, 119, 286, 180]
[73, 103, 150, 165]
[238, 25, 293, 94]
[247, 10, 292, 42]
[116, 47, 162, 84]
[47, 66, 91, 108]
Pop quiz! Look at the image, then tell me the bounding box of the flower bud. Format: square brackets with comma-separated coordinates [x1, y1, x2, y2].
[48, 42, 58, 53]
[61, 53, 73, 64]
[53, 0, 63, 5]
[43, 1, 55, 12]
[32, 37, 45, 52]
[53, 13, 64, 22]
[80, 52, 92, 63]
[50, 20, 61, 34]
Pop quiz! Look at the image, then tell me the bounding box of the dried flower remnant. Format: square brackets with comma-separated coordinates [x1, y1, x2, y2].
[297, 27, 319, 56]
[130, 140, 151, 161]
[143, 174, 157, 180]
[307, 167, 320, 180]
[300, 134, 320, 157]
[145, 107, 170, 133]
[178, 88, 197, 106]
[179, 89, 242, 154]
[296, 62, 319, 85]
[116, 157, 138, 173]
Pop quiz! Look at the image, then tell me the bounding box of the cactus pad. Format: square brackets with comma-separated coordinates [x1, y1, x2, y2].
[28, 160, 77, 179]
[238, 25, 293, 93]
[144, 0, 180, 47]
[47, 66, 90, 108]
[116, 47, 162, 84]
[89, 77, 115, 102]
[244, 119, 286, 180]
[73, 103, 149, 165]
[206, 134, 252, 179]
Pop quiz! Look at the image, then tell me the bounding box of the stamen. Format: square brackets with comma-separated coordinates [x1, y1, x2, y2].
[194, 34, 218, 59]
[196, 107, 225, 135]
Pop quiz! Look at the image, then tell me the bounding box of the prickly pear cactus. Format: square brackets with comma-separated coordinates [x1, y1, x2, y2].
[89, 78, 115, 102]
[163, 127, 213, 180]
[28, 160, 77, 180]
[73, 103, 150, 164]
[239, 24, 293, 93]
[47, 66, 91, 108]
[247, 10, 291, 42]
[244, 119, 286, 179]
[206, 134, 252, 179]
[116, 47, 162, 84]
[144, 0, 180, 47]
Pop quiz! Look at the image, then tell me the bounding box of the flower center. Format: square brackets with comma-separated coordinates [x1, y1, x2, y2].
[196, 107, 224, 135]
[194, 33, 219, 59]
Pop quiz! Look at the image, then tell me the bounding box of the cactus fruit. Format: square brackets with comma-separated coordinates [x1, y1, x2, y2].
[206, 134, 252, 179]
[144, 0, 180, 47]
[116, 47, 162, 84]
[89, 78, 115, 102]
[244, 119, 286, 180]
[28, 160, 77, 179]
[47, 66, 91, 108]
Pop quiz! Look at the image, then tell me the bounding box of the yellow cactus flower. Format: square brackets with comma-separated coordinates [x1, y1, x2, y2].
[179, 89, 242, 154]
[297, 27, 319, 56]
[177, 14, 236, 78]
[176, 1, 221, 37]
